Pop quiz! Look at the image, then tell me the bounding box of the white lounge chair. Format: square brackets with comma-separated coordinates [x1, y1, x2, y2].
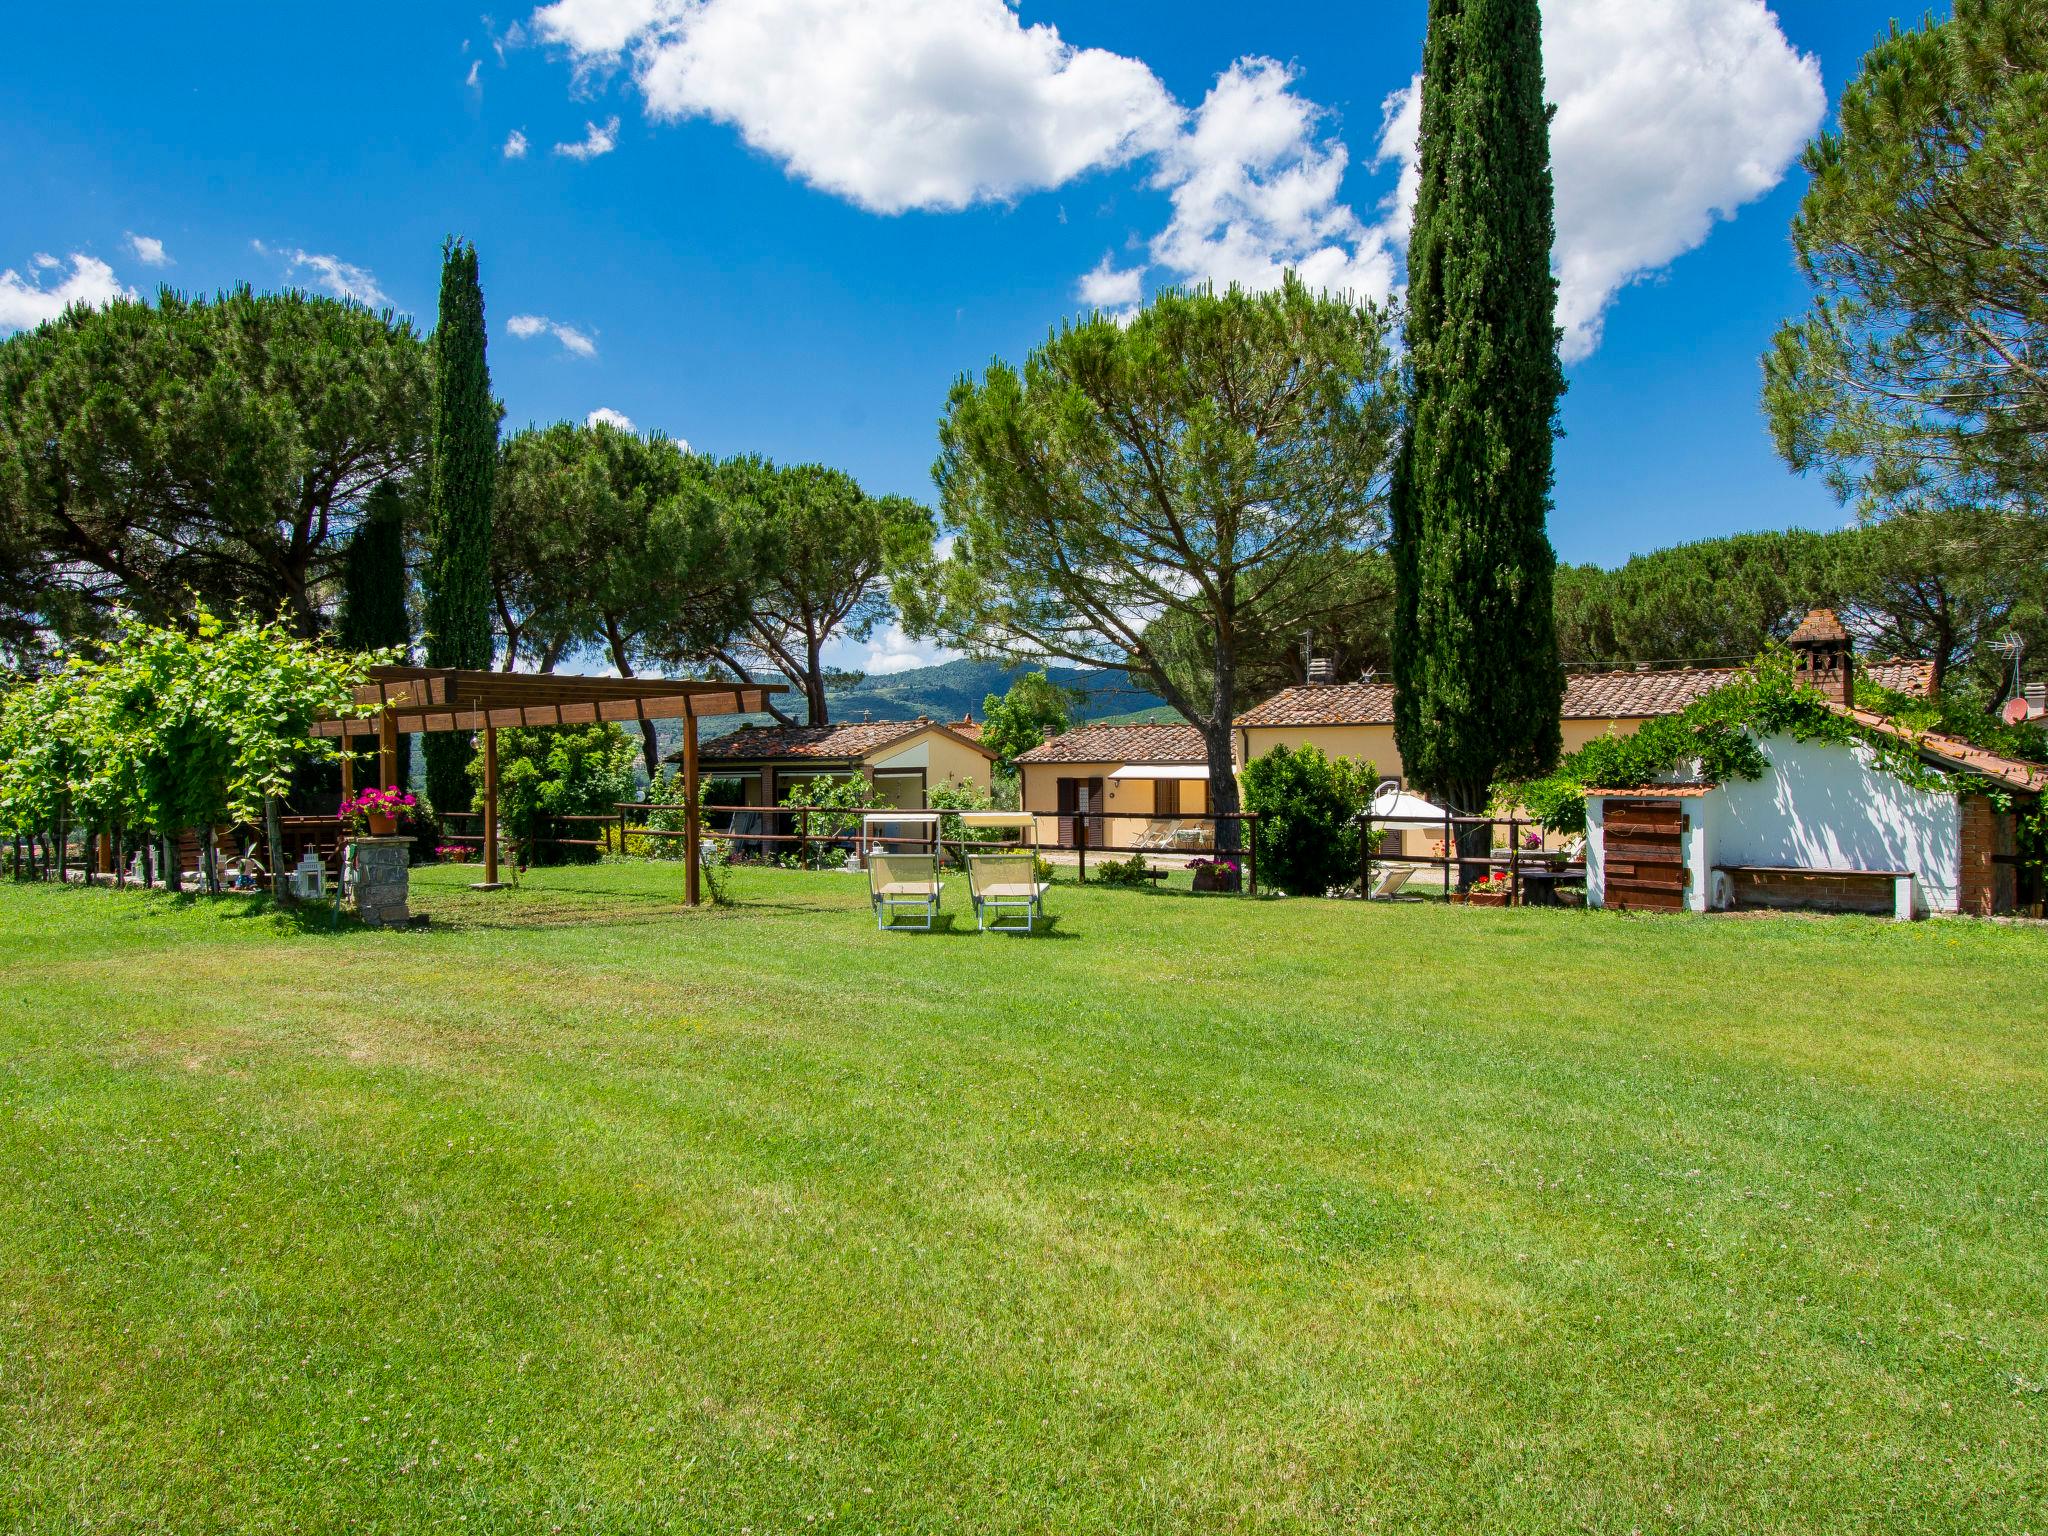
[868, 851, 942, 931]
[968, 852, 1049, 934]
[952, 812, 1050, 935]
[862, 811, 944, 931]
[1368, 865, 1417, 900]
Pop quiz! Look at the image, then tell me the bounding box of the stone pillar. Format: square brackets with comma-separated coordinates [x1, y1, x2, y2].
[348, 836, 413, 928]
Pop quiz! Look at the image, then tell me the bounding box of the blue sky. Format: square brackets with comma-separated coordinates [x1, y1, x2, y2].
[2, 1, 1919, 671]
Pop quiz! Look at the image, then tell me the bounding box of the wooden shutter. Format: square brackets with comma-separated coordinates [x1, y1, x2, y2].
[1057, 777, 1078, 847]
[1156, 778, 1181, 816]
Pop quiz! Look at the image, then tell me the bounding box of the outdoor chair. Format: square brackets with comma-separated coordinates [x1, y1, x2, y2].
[967, 851, 1048, 934]
[1368, 865, 1417, 900]
[868, 851, 942, 931]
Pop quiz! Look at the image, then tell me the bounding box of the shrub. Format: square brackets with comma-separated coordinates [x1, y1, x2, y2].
[470, 723, 638, 865]
[1092, 853, 1156, 889]
[1240, 744, 1375, 896]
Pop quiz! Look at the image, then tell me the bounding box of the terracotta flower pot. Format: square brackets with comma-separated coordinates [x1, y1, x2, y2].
[367, 810, 397, 837]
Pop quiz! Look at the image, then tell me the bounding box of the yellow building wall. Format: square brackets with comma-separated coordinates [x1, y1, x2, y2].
[874, 730, 994, 797]
[1237, 723, 1399, 778]
[1019, 761, 1210, 848]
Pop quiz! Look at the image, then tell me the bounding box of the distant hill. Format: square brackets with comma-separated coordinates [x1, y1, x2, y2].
[826, 659, 1162, 725]
[688, 659, 1166, 750]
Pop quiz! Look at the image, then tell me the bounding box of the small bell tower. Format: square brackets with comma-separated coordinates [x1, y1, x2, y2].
[1787, 608, 1854, 706]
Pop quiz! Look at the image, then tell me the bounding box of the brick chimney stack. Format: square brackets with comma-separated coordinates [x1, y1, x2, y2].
[1788, 608, 1854, 706]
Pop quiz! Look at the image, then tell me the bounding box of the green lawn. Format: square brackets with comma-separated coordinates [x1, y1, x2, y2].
[2, 864, 2044, 1534]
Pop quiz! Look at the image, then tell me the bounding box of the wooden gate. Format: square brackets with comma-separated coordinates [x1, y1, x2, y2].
[1603, 798, 1688, 912]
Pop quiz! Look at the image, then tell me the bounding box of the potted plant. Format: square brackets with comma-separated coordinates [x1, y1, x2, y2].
[1187, 855, 1241, 893]
[1453, 870, 1514, 907]
[339, 786, 416, 839]
[436, 843, 471, 865]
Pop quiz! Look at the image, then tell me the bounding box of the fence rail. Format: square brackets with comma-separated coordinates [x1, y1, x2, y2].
[1359, 809, 1585, 906]
[612, 802, 1264, 894]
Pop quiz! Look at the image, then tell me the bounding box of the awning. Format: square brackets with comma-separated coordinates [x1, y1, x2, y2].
[1368, 789, 1449, 824]
[1108, 763, 1209, 780]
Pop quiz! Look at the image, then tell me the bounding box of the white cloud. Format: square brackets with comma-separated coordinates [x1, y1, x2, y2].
[553, 116, 620, 160]
[0, 253, 134, 334]
[466, 59, 482, 89]
[1540, 0, 1825, 358]
[532, 0, 1179, 213]
[126, 232, 171, 267]
[1077, 253, 1143, 311]
[1146, 57, 1398, 304]
[31, 252, 58, 269]
[509, 313, 598, 356]
[1372, 0, 1824, 359]
[264, 245, 392, 308]
[528, 0, 1822, 360]
[850, 621, 957, 677]
[504, 128, 530, 159]
[585, 406, 636, 431]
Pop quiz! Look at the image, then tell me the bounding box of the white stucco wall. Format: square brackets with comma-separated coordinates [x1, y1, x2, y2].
[1586, 735, 1961, 916]
[1709, 734, 1960, 914]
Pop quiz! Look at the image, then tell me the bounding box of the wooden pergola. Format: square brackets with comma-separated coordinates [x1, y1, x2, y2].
[313, 667, 783, 905]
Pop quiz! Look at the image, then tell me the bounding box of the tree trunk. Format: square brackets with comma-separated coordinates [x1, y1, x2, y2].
[163, 832, 181, 893]
[265, 796, 287, 899]
[1202, 633, 1242, 854]
[605, 618, 662, 779]
[805, 635, 829, 726]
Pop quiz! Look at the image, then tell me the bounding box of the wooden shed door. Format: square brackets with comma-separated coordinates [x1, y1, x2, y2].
[1603, 799, 1689, 911]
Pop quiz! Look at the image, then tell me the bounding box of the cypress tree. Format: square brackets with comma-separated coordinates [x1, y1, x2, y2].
[337, 480, 414, 791]
[420, 238, 496, 815]
[1390, 0, 1566, 819]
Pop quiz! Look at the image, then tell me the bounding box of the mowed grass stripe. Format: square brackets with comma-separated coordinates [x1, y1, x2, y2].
[1, 868, 2043, 1532]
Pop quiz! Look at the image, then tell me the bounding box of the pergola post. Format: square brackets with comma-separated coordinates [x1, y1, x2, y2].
[477, 723, 503, 891]
[683, 701, 701, 907]
[378, 707, 398, 792]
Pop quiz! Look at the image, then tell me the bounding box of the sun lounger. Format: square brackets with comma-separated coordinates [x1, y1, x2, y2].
[1368, 865, 1416, 900]
[868, 851, 942, 931]
[968, 851, 1048, 934]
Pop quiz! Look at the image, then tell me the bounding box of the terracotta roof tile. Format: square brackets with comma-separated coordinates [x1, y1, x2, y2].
[1835, 704, 2047, 795]
[689, 718, 989, 764]
[1016, 723, 1208, 766]
[1862, 658, 1936, 697]
[1236, 656, 1937, 730]
[1235, 681, 1397, 727]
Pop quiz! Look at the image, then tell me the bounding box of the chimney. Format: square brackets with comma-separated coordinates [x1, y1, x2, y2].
[1787, 608, 1854, 706]
[1306, 657, 1337, 686]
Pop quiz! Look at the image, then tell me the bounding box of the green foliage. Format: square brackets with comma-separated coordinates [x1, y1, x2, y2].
[1092, 853, 1157, 890]
[422, 239, 497, 814]
[1240, 743, 1375, 897]
[494, 420, 756, 773]
[1552, 531, 1833, 667]
[1764, 0, 2048, 518]
[0, 609, 382, 838]
[336, 480, 414, 792]
[1821, 509, 2048, 694]
[1391, 0, 1565, 811]
[978, 670, 1080, 769]
[0, 287, 427, 649]
[914, 275, 1401, 848]
[470, 723, 637, 866]
[781, 773, 886, 853]
[714, 457, 936, 725]
[1512, 650, 1979, 835]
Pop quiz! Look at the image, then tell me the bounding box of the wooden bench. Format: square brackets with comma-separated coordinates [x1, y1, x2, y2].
[1712, 864, 1916, 922]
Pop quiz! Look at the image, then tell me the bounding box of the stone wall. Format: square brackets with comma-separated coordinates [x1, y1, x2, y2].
[348, 836, 412, 928]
